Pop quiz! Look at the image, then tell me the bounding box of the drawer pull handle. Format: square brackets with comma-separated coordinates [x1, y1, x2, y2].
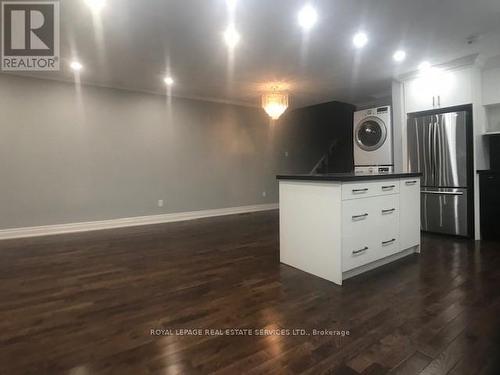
[352, 188, 368, 193]
[382, 185, 396, 190]
[352, 247, 368, 255]
[382, 238, 396, 245]
[352, 213, 368, 220]
[382, 208, 396, 214]
[405, 181, 418, 185]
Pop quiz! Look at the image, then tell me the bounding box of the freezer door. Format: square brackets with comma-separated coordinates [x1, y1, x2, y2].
[434, 112, 468, 188]
[407, 116, 435, 187]
[421, 188, 468, 236]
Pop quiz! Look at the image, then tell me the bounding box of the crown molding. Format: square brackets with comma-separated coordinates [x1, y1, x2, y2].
[395, 54, 481, 82]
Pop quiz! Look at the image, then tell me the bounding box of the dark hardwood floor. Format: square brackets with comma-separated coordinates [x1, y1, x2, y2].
[1, 210, 500, 375]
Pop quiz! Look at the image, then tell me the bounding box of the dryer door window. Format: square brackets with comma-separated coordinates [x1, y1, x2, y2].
[355, 117, 387, 151]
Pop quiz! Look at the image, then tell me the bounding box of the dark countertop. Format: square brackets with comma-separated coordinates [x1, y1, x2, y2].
[477, 170, 500, 175]
[276, 172, 422, 182]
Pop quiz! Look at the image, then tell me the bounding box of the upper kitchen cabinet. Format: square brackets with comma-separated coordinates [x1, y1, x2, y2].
[484, 104, 500, 134]
[483, 67, 500, 106]
[403, 67, 472, 114]
[482, 67, 500, 134]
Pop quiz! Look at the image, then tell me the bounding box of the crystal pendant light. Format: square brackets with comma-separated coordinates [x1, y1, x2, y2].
[262, 89, 289, 120]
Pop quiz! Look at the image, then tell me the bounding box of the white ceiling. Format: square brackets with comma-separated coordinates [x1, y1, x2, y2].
[10, 0, 500, 108]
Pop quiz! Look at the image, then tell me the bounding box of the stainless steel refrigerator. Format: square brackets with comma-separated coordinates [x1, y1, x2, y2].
[407, 111, 471, 237]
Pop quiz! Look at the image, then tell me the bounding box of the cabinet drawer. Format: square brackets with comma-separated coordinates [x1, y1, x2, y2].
[342, 180, 400, 200]
[378, 195, 400, 229]
[342, 198, 373, 235]
[342, 195, 399, 237]
[342, 195, 401, 271]
[343, 235, 400, 272]
[342, 198, 378, 271]
[377, 195, 400, 258]
[342, 235, 377, 271]
[379, 235, 401, 259]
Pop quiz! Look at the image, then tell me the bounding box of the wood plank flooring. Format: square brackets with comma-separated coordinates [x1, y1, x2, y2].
[1, 210, 500, 374]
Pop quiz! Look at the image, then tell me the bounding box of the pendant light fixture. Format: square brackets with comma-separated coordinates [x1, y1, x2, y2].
[262, 88, 289, 120]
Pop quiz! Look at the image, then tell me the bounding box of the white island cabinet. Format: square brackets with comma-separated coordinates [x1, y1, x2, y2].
[278, 173, 421, 285]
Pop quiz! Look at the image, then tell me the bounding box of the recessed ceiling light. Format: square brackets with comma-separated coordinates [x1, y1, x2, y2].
[226, 0, 237, 10]
[353, 32, 368, 48]
[224, 25, 241, 48]
[70, 61, 83, 72]
[393, 50, 406, 62]
[298, 4, 318, 31]
[418, 61, 432, 71]
[85, 0, 105, 12]
[164, 76, 174, 86]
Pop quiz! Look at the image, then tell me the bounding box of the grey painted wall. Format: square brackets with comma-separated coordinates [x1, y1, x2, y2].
[0, 74, 328, 229]
[354, 96, 392, 111]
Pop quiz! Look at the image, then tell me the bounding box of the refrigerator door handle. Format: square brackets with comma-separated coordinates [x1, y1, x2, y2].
[430, 117, 437, 185]
[434, 115, 439, 186]
[426, 118, 433, 185]
[421, 191, 464, 196]
[433, 115, 440, 186]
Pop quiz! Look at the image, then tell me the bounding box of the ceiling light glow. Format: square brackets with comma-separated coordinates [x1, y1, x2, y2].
[262, 90, 289, 120]
[70, 61, 83, 72]
[393, 50, 406, 62]
[85, 0, 106, 12]
[164, 76, 175, 86]
[353, 32, 368, 48]
[418, 61, 432, 71]
[298, 4, 318, 31]
[224, 25, 241, 48]
[226, 0, 237, 10]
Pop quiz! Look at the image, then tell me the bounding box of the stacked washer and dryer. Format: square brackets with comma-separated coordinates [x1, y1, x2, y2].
[353, 106, 394, 174]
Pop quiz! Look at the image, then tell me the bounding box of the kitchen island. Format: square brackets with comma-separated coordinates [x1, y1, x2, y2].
[277, 172, 422, 285]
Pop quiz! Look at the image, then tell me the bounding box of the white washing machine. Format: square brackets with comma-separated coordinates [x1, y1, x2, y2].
[353, 106, 393, 167]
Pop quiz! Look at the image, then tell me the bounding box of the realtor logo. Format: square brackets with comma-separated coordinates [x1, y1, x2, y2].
[1, 1, 60, 71]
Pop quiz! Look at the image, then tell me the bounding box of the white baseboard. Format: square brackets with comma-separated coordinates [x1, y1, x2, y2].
[0, 203, 279, 240]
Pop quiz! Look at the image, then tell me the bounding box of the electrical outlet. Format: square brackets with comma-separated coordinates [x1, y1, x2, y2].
[285, 151, 289, 157]
[158, 199, 164, 208]
[262, 191, 267, 197]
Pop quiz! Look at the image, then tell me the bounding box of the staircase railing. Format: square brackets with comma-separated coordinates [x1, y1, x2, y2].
[310, 140, 338, 174]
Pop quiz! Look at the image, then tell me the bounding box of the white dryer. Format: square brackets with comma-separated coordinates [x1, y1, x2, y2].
[353, 106, 393, 167]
